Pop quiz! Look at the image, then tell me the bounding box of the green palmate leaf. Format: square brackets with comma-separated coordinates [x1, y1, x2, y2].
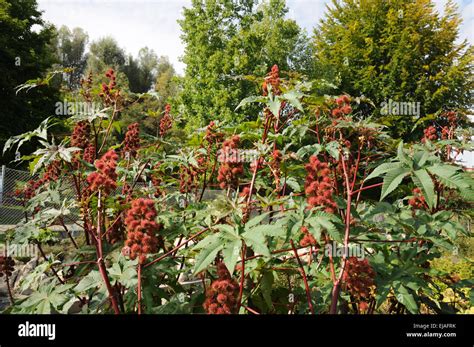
[307, 211, 341, 243]
[396, 141, 410, 166]
[242, 228, 270, 257]
[235, 95, 267, 110]
[427, 164, 469, 190]
[284, 177, 301, 192]
[281, 89, 304, 111]
[261, 271, 275, 310]
[268, 97, 281, 117]
[380, 167, 410, 200]
[75, 270, 103, 292]
[20, 282, 74, 314]
[296, 144, 323, 159]
[325, 141, 340, 160]
[412, 169, 435, 209]
[365, 162, 401, 181]
[396, 285, 418, 314]
[214, 224, 239, 238]
[222, 239, 241, 275]
[193, 241, 224, 275]
[245, 211, 273, 229]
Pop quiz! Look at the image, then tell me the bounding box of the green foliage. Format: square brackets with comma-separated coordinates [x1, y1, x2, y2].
[0, 0, 61, 165]
[177, 0, 309, 127]
[313, 0, 473, 139]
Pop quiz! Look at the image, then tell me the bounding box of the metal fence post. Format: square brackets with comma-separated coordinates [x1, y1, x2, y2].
[0, 165, 5, 205]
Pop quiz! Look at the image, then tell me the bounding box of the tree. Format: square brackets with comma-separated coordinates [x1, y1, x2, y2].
[121, 56, 178, 137]
[137, 47, 158, 92]
[54, 26, 89, 89]
[122, 47, 159, 93]
[178, 0, 307, 127]
[313, 0, 473, 139]
[155, 56, 178, 103]
[86, 36, 126, 74]
[0, 0, 60, 165]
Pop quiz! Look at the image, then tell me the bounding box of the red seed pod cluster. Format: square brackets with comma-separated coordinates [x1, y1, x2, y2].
[217, 136, 244, 189]
[203, 120, 223, 144]
[19, 161, 62, 200]
[22, 179, 41, 200]
[304, 156, 337, 213]
[262, 64, 281, 96]
[124, 198, 160, 263]
[239, 185, 252, 199]
[83, 143, 96, 164]
[299, 226, 318, 247]
[123, 122, 140, 159]
[342, 257, 375, 301]
[179, 165, 199, 194]
[43, 161, 62, 182]
[80, 72, 93, 102]
[203, 262, 239, 314]
[70, 121, 91, 149]
[422, 125, 438, 143]
[151, 163, 164, 197]
[441, 126, 450, 140]
[331, 95, 352, 118]
[86, 150, 118, 195]
[0, 256, 15, 277]
[408, 188, 426, 210]
[444, 111, 457, 127]
[270, 149, 282, 189]
[99, 69, 119, 105]
[159, 104, 172, 137]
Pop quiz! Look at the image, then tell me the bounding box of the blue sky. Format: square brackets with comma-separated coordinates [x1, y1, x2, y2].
[37, 0, 474, 75]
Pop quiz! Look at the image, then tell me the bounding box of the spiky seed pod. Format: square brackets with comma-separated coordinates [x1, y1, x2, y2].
[262, 64, 281, 96]
[159, 104, 172, 137]
[86, 149, 118, 195]
[217, 135, 243, 190]
[71, 121, 91, 149]
[203, 262, 239, 314]
[304, 156, 337, 213]
[408, 188, 426, 210]
[342, 257, 375, 302]
[422, 125, 438, 143]
[123, 122, 140, 158]
[124, 198, 160, 263]
[299, 226, 318, 247]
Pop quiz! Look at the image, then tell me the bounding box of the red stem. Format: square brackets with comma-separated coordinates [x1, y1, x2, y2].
[290, 239, 314, 314]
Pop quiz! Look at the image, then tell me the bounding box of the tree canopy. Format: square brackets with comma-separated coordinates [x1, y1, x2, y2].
[313, 0, 473, 138]
[177, 0, 309, 127]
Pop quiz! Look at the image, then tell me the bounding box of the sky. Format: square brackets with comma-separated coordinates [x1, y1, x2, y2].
[37, 0, 474, 75]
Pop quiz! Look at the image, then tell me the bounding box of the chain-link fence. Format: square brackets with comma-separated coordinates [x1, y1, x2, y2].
[0, 166, 227, 228]
[0, 166, 82, 226]
[0, 166, 35, 226]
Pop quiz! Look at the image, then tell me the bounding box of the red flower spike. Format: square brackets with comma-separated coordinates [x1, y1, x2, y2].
[86, 149, 118, 195]
[203, 262, 239, 314]
[304, 156, 337, 213]
[124, 198, 160, 263]
[123, 122, 140, 158]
